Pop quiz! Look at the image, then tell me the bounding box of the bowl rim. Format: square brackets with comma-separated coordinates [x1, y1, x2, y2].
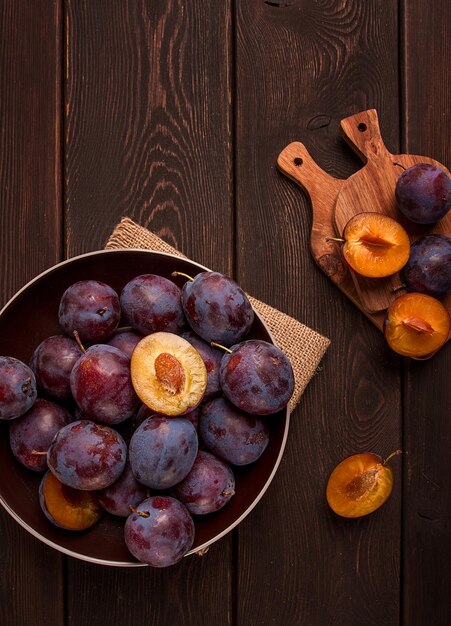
[0, 248, 291, 567]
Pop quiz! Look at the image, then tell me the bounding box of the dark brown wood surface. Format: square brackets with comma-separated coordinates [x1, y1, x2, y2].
[0, 1, 449, 625]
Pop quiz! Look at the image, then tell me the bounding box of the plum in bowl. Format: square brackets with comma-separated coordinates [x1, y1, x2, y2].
[0, 249, 290, 566]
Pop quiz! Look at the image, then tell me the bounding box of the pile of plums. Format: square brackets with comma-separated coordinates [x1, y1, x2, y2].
[0, 270, 294, 567]
[333, 163, 450, 358]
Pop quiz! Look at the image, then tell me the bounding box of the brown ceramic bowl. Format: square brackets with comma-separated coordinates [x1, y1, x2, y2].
[0, 249, 290, 566]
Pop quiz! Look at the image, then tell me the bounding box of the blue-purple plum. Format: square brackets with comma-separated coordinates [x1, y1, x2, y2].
[129, 416, 198, 489]
[124, 496, 194, 567]
[106, 330, 143, 359]
[199, 397, 269, 466]
[70, 345, 139, 425]
[172, 450, 235, 515]
[29, 335, 82, 400]
[179, 272, 254, 346]
[395, 163, 451, 224]
[47, 420, 127, 490]
[9, 398, 73, 472]
[98, 461, 148, 517]
[219, 340, 294, 415]
[120, 274, 185, 335]
[181, 331, 222, 401]
[401, 234, 451, 297]
[58, 280, 121, 343]
[0, 356, 37, 420]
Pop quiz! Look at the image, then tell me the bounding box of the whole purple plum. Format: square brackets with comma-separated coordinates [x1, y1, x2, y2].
[401, 234, 451, 297]
[395, 163, 451, 224]
[58, 280, 121, 343]
[0, 356, 37, 420]
[124, 496, 194, 567]
[120, 274, 185, 335]
[129, 416, 198, 489]
[172, 450, 235, 514]
[219, 340, 294, 415]
[29, 335, 82, 400]
[199, 397, 269, 466]
[178, 272, 254, 346]
[47, 420, 127, 490]
[98, 461, 148, 517]
[9, 398, 73, 472]
[70, 345, 139, 425]
[106, 330, 143, 359]
[181, 331, 222, 400]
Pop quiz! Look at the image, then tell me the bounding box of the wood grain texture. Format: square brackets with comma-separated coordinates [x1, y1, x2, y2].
[0, 1, 64, 625]
[64, 2, 234, 624]
[65, 0, 233, 271]
[401, 1, 451, 624]
[235, 1, 402, 624]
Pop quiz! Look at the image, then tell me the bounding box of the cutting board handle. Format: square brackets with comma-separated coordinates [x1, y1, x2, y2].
[277, 142, 340, 200]
[340, 109, 391, 163]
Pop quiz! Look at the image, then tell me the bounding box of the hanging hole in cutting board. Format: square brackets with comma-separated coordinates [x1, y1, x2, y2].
[293, 157, 303, 166]
[358, 123, 367, 132]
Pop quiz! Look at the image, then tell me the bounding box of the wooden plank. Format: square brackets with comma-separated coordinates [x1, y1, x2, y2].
[64, 2, 234, 624]
[401, 1, 451, 624]
[234, 1, 402, 624]
[0, 1, 64, 625]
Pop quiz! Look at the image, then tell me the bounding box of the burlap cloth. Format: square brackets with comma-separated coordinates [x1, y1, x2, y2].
[106, 218, 330, 412]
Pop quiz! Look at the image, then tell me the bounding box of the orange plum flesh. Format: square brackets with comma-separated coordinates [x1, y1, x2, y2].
[342, 212, 410, 278]
[384, 292, 450, 357]
[326, 453, 394, 518]
[39, 471, 103, 530]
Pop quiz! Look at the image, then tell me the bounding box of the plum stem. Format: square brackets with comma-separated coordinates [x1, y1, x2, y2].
[393, 161, 406, 171]
[383, 449, 402, 466]
[210, 342, 233, 354]
[73, 330, 86, 353]
[31, 450, 48, 455]
[222, 490, 235, 497]
[392, 284, 406, 293]
[129, 505, 150, 518]
[171, 271, 194, 282]
[326, 237, 345, 244]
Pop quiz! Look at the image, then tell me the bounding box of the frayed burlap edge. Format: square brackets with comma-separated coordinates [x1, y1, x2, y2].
[106, 218, 330, 412]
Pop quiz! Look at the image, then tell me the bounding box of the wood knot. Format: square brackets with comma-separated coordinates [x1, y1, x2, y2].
[317, 254, 346, 281]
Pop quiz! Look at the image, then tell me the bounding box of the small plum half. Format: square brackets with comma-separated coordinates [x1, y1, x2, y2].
[131, 332, 207, 416]
[326, 451, 400, 518]
[384, 292, 450, 357]
[339, 212, 410, 278]
[39, 471, 103, 530]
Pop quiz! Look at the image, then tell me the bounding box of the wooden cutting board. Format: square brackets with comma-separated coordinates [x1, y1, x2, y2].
[277, 109, 450, 342]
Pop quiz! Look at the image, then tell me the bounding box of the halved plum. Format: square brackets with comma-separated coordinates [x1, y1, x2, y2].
[326, 451, 400, 518]
[130, 332, 207, 416]
[39, 470, 103, 530]
[338, 212, 410, 278]
[384, 292, 450, 357]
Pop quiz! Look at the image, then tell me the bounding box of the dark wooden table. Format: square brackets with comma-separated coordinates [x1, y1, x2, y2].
[1, 2, 450, 625]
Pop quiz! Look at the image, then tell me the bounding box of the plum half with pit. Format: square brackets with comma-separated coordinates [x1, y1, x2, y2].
[129, 416, 198, 489]
[395, 163, 451, 224]
[58, 280, 121, 343]
[0, 356, 37, 420]
[401, 234, 451, 298]
[9, 398, 73, 472]
[30, 335, 82, 400]
[219, 340, 294, 415]
[124, 496, 195, 567]
[172, 450, 235, 515]
[47, 420, 127, 490]
[176, 271, 254, 346]
[384, 292, 450, 357]
[120, 274, 185, 335]
[39, 471, 103, 530]
[199, 397, 269, 466]
[130, 332, 207, 416]
[71, 345, 139, 425]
